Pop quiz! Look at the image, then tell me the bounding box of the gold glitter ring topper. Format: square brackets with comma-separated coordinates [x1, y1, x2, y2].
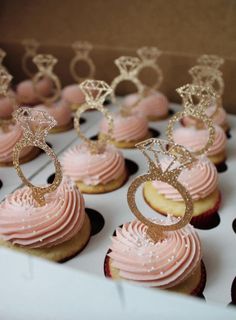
[12, 107, 62, 206]
[74, 79, 114, 154]
[33, 54, 61, 105]
[111, 56, 144, 116]
[197, 54, 224, 70]
[167, 84, 216, 156]
[70, 41, 95, 83]
[136, 46, 163, 94]
[128, 138, 195, 243]
[189, 65, 224, 117]
[22, 39, 40, 78]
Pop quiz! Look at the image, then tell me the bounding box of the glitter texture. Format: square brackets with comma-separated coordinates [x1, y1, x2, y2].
[197, 54, 224, 70]
[22, 38, 39, 78]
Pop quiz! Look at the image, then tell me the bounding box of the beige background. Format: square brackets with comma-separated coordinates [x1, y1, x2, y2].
[0, 0, 235, 112]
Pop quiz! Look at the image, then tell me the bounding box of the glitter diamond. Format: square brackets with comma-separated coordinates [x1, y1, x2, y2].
[197, 54, 224, 69]
[72, 41, 93, 55]
[115, 56, 141, 75]
[0, 68, 12, 96]
[137, 46, 162, 62]
[33, 54, 58, 72]
[80, 79, 112, 103]
[22, 38, 39, 55]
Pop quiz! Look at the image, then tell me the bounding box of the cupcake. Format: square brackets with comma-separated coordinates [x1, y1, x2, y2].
[173, 125, 227, 167]
[105, 219, 206, 296]
[144, 157, 221, 228]
[0, 178, 91, 262]
[16, 77, 53, 106]
[62, 84, 85, 111]
[0, 123, 40, 166]
[99, 112, 151, 149]
[62, 143, 127, 194]
[123, 89, 169, 121]
[35, 99, 73, 133]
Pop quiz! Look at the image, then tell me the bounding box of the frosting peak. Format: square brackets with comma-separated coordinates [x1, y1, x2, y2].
[62, 84, 85, 104]
[0, 179, 85, 248]
[109, 219, 201, 288]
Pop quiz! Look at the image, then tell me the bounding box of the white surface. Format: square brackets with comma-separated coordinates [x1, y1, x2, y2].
[0, 102, 236, 317]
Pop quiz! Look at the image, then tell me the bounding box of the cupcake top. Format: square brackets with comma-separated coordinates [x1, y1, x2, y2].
[153, 157, 218, 201]
[123, 90, 169, 118]
[62, 84, 85, 105]
[108, 219, 201, 288]
[0, 90, 15, 119]
[16, 77, 53, 105]
[62, 144, 125, 185]
[173, 125, 226, 156]
[0, 179, 85, 249]
[100, 112, 149, 142]
[35, 99, 72, 127]
[0, 124, 33, 163]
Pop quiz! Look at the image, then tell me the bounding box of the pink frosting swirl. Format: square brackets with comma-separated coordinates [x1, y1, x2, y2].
[0, 179, 85, 248]
[62, 84, 85, 104]
[100, 112, 149, 142]
[62, 144, 125, 185]
[109, 219, 201, 288]
[123, 90, 169, 118]
[16, 78, 53, 105]
[173, 125, 226, 156]
[153, 158, 218, 201]
[0, 90, 15, 119]
[0, 124, 32, 163]
[183, 106, 228, 128]
[35, 100, 72, 127]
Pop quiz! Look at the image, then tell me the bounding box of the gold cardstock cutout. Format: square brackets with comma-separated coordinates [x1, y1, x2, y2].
[12, 107, 62, 206]
[111, 56, 144, 114]
[70, 41, 95, 83]
[128, 138, 195, 242]
[197, 54, 224, 70]
[33, 54, 61, 105]
[136, 46, 163, 91]
[74, 80, 114, 154]
[167, 84, 216, 156]
[22, 39, 39, 78]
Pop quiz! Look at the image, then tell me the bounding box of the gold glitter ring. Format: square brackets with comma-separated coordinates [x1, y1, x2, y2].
[127, 138, 194, 243]
[12, 107, 62, 206]
[136, 63, 163, 91]
[70, 56, 95, 83]
[22, 39, 39, 78]
[74, 80, 113, 154]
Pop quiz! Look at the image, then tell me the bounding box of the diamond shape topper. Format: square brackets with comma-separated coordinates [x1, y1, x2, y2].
[177, 83, 216, 110]
[0, 49, 6, 64]
[189, 65, 224, 97]
[72, 41, 93, 56]
[137, 46, 162, 62]
[13, 107, 57, 139]
[136, 138, 195, 179]
[197, 54, 224, 70]
[0, 68, 12, 96]
[80, 79, 112, 105]
[115, 56, 141, 76]
[22, 38, 39, 55]
[33, 54, 58, 73]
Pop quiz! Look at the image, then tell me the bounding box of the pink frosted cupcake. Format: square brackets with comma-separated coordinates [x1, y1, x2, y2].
[62, 84, 85, 111]
[123, 90, 169, 121]
[62, 143, 127, 193]
[0, 124, 40, 166]
[100, 112, 151, 148]
[0, 178, 91, 262]
[144, 157, 221, 228]
[16, 77, 53, 106]
[173, 125, 227, 166]
[34, 99, 73, 133]
[0, 90, 15, 119]
[104, 219, 206, 296]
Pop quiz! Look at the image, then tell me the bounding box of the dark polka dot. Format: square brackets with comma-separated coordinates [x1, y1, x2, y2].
[79, 117, 86, 125]
[104, 99, 111, 105]
[192, 212, 220, 230]
[0, 180, 2, 189]
[228, 277, 236, 306]
[86, 208, 105, 236]
[90, 134, 98, 141]
[125, 158, 139, 175]
[168, 109, 175, 116]
[232, 219, 236, 233]
[149, 127, 161, 138]
[226, 130, 231, 139]
[47, 173, 55, 184]
[216, 162, 228, 173]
